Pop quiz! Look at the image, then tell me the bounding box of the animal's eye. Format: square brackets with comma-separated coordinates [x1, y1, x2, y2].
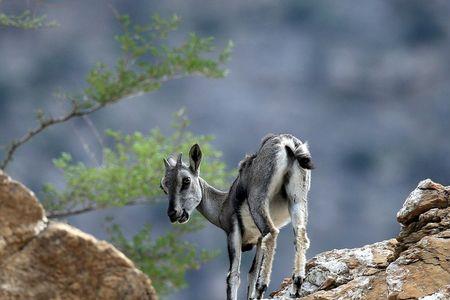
[181, 177, 191, 190]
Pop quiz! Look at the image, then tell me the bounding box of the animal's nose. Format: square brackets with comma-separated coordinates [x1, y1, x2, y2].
[168, 209, 181, 223]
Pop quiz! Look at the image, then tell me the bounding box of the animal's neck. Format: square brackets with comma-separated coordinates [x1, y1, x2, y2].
[196, 177, 228, 229]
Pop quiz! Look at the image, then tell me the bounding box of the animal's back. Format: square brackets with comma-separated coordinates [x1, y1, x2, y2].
[242, 134, 311, 188]
[237, 134, 312, 246]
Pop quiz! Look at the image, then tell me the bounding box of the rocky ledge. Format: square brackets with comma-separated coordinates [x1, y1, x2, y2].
[271, 179, 450, 300]
[0, 171, 157, 300]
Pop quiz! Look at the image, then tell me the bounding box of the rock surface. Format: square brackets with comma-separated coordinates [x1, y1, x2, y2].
[272, 179, 450, 300]
[0, 171, 157, 300]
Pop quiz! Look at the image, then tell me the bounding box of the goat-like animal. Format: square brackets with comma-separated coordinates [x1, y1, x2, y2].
[161, 134, 313, 300]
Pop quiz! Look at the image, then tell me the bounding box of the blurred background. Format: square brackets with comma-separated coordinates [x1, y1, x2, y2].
[1, 0, 450, 299]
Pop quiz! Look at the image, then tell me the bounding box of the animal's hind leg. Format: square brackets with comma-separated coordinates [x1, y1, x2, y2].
[286, 166, 311, 297]
[247, 238, 264, 300]
[247, 190, 280, 299]
[247, 151, 287, 299]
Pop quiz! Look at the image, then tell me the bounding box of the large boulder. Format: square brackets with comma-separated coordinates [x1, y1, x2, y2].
[0, 171, 157, 300]
[272, 179, 450, 300]
[0, 171, 47, 263]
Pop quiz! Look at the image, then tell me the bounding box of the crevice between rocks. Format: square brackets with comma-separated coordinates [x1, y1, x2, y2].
[0, 219, 49, 269]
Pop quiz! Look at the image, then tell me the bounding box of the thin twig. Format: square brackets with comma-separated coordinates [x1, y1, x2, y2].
[46, 197, 153, 219]
[71, 119, 99, 166]
[47, 206, 96, 219]
[0, 102, 104, 169]
[82, 115, 105, 150]
[0, 72, 196, 170]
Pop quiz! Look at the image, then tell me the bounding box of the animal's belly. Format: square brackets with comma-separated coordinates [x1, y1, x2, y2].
[240, 197, 291, 245]
[269, 196, 291, 229]
[240, 203, 260, 245]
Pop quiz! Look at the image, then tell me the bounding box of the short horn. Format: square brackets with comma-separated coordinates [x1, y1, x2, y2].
[176, 153, 182, 167]
[163, 158, 171, 170]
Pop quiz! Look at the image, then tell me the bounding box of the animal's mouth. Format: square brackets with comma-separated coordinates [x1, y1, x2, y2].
[177, 210, 190, 224]
[169, 209, 190, 224]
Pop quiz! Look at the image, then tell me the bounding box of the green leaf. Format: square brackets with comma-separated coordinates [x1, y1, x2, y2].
[42, 112, 234, 295]
[106, 215, 219, 296]
[0, 10, 58, 29]
[82, 13, 231, 105]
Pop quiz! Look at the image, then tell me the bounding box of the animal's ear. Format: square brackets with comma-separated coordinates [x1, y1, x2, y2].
[189, 144, 202, 174]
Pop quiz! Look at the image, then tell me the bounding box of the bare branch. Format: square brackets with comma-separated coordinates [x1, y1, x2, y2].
[0, 73, 191, 170]
[47, 206, 97, 219]
[46, 197, 153, 219]
[0, 102, 104, 170]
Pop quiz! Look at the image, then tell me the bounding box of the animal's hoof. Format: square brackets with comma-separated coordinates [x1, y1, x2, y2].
[255, 283, 267, 299]
[290, 275, 304, 298]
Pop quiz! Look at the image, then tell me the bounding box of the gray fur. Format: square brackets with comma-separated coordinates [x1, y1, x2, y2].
[161, 135, 313, 300]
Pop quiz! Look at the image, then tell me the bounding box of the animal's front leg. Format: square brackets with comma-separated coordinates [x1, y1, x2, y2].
[226, 220, 242, 300]
[289, 200, 309, 298]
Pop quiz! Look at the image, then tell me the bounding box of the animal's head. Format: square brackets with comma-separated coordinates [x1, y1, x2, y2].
[160, 144, 203, 224]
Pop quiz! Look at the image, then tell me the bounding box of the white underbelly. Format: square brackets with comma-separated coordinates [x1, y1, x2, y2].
[240, 198, 291, 245]
[240, 203, 260, 245]
[269, 196, 291, 228]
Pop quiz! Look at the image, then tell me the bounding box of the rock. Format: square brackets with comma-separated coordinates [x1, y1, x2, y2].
[0, 171, 157, 300]
[386, 231, 450, 299]
[397, 179, 449, 225]
[397, 206, 450, 248]
[419, 285, 450, 300]
[0, 171, 47, 263]
[272, 179, 450, 300]
[270, 239, 398, 300]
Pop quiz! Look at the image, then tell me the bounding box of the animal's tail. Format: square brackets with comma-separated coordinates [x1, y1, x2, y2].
[285, 142, 314, 170]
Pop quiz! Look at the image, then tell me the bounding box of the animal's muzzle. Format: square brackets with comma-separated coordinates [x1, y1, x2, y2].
[178, 210, 190, 223]
[167, 209, 190, 223]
